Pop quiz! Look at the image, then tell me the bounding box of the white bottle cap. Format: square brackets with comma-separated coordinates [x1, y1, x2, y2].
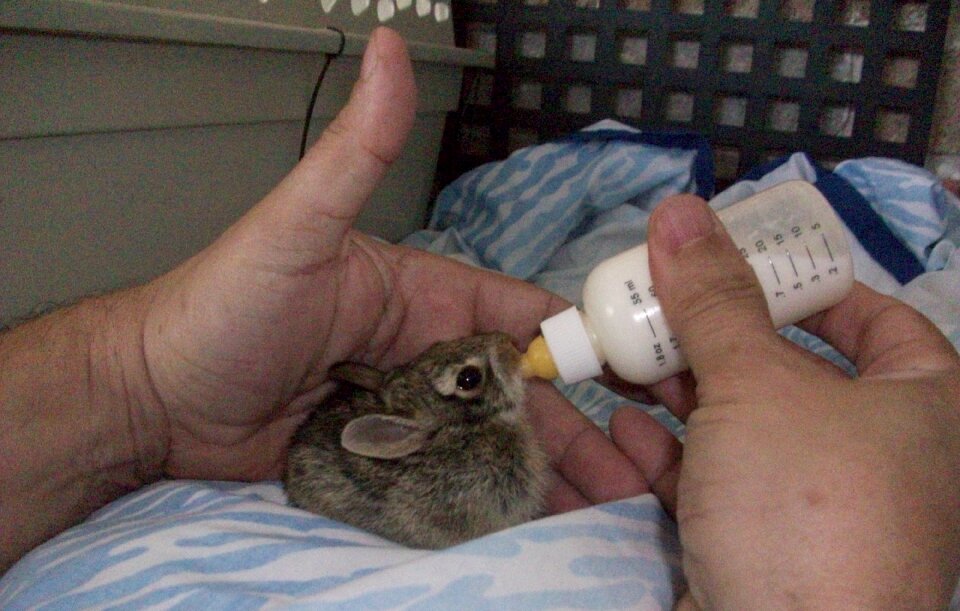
[540, 306, 603, 384]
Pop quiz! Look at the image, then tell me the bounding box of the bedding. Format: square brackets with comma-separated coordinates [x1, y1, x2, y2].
[2, 121, 958, 610]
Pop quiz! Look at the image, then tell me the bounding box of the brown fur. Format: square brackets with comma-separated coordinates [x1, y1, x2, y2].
[283, 333, 549, 548]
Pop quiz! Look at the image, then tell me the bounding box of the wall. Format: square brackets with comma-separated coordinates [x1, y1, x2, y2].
[0, 0, 492, 325]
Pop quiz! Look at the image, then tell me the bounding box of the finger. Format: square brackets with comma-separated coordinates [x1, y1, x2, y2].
[646, 370, 699, 422]
[544, 477, 592, 514]
[362, 248, 567, 368]
[597, 371, 659, 404]
[238, 27, 418, 272]
[609, 406, 681, 516]
[798, 282, 960, 378]
[462, 260, 569, 343]
[525, 382, 648, 505]
[599, 367, 699, 423]
[647, 196, 780, 390]
[388, 247, 569, 348]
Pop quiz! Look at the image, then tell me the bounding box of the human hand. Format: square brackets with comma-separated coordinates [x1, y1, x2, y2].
[610, 196, 960, 608]
[118, 28, 643, 511]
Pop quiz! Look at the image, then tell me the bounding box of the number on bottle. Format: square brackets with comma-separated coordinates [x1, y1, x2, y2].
[653, 342, 666, 366]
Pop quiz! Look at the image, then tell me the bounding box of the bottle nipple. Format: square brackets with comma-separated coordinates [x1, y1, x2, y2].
[520, 336, 559, 380]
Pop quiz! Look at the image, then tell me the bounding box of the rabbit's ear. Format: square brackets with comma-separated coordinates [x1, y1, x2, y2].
[341, 415, 428, 459]
[328, 363, 384, 391]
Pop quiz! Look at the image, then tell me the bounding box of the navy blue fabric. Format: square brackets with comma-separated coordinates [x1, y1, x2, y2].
[559, 129, 715, 200]
[744, 154, 926, 284]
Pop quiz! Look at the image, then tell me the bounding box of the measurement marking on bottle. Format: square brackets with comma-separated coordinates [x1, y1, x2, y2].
[822, 234, 835, 262]
[806, 246, 816, 269]
[769, 258, 782, 285]
[787, 251, 799, 276]
[645, 309, 657, 338]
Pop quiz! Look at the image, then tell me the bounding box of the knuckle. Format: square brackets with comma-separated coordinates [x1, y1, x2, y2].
[320, 117, 394, 170]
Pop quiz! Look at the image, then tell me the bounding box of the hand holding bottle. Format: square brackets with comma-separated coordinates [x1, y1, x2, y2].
[609, 195, 960, 608]
[523, 181, 854, 386]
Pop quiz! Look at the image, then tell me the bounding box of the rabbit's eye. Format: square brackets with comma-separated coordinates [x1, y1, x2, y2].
[456, 365, 484, 391]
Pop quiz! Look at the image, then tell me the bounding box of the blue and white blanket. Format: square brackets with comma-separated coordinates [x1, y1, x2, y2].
[3, 121, 958, 609]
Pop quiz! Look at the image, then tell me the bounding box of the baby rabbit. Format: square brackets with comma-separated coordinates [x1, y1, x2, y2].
[283, 332, 549, 549]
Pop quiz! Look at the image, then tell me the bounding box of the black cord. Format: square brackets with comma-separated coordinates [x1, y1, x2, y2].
[299, 26, 347, 160]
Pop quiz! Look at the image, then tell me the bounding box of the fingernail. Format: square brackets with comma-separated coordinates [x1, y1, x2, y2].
[361, 28, 381, 80]
[655, 197, 718, 254]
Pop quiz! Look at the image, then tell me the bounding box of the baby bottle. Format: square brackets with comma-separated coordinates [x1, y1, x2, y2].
[521, 180, 855, 385]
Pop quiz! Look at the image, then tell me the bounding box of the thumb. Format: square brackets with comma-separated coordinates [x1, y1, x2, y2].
[647, 195, 775, 383]
[235, 27, 417, 271]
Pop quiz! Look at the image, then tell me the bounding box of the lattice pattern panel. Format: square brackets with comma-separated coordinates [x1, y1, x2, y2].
[440, 0, 949, 186]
